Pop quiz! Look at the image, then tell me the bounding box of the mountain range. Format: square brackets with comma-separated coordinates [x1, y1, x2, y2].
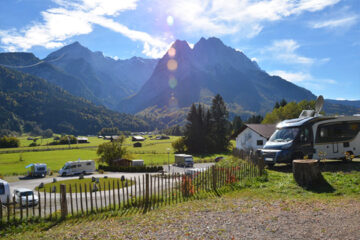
[0, 37, 359, 132]
[0, 66, 152, 134]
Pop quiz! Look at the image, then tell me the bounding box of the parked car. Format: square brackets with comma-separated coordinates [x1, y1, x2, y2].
[214, 156, 224, 162]
[0, 179, 10, 204]
[13, 188, 38, 206]
[185, 168, 206, 177]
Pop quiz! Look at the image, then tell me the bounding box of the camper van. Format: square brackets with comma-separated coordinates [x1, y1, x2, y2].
[261, 96, 360, 166]
[175, 154, 194, 167]
[59, 160, 95, 176]
[0, 179, 10, 204]
[26, 163, 47, 177]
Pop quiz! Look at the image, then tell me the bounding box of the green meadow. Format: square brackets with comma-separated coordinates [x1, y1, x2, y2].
[0, 136, 232, 176]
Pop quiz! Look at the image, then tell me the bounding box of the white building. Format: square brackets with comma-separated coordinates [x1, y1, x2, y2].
[236, 124, 276, 151]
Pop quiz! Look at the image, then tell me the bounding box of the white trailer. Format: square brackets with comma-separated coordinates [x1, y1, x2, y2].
[0, 179, 10, 204]
[175, 154, 194, 167]
[59, 160, 95, 176]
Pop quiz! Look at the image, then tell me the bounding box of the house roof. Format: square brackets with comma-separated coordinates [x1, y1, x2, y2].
[239, 124, 277, 139]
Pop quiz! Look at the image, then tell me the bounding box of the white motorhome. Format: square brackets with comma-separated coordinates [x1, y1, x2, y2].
[59, 160, 95, 176]
[0, 179, 10, 204]
[261, 96, 360, 166]
[175, 154, 194, 167]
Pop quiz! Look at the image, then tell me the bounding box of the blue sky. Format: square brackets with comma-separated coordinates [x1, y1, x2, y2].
[0, 0, 359, 100]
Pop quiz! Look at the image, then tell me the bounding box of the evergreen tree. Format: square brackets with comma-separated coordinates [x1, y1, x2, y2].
[280, 99, 288, 107]
[246, 115, 264, 124]
[210, 94, 230, 152]
[274, 102, 280, 109]
[231, 115, 244, 138]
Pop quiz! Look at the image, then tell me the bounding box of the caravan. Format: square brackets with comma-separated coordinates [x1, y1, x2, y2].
[59, 160, 95, 176]
[261, 96, 360, 166]
[0, 179, 10, 204]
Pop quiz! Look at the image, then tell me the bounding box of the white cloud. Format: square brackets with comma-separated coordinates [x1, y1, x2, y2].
[164, 0, 340, 38]
[265, 39, 315, 65]
[270, 70, 312, 83]
[270, 70, 337, 91]
[311, 15, 358, 29]
[0, 0, 170, 58]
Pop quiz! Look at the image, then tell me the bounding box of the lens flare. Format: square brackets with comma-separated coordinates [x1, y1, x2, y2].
[168, 47, 176, 58]
[168, 94, 178, 109]
[166, 16, 174, 26]
[169, 76, 177, 89]
[167, 59, 178, 71]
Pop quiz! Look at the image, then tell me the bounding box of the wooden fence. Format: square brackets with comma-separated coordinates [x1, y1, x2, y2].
[0, 159, 263, 227]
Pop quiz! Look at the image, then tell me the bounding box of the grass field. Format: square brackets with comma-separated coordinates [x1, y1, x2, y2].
[36, 177, 134, 193]
[1, 161, 359, 239]
[0, 136, 233, 176]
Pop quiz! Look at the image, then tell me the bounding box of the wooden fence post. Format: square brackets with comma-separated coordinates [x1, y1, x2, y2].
[69, 185, 73, 216]
[43, 189, 46, 218]
[145, 174, 149, 208]
[212, 166, 217, 190]
[79, 184, 83, 215]
[7, 196, 10, 223]
[0, 199, 2, 225]
[85, 184, 88, 214]
[38, 190, 41, 218]
[60, 184, 68, 219]
[32, 192, 35, 217]
[113, 180, 116, 210]
[26, 194, 29, 220]
[89, 184, 93, 213]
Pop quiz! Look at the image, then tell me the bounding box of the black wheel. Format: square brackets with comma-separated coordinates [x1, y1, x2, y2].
[267, 163, 275, 168]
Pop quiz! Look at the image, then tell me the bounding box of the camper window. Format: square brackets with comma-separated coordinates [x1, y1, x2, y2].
[71, 165, 77, 169]
[317, 122, 360, 143]
[257, 140, 263, 146]
[37, 167, 45, 171]
[269, 128, 299, 142]
[86, 162, 91, 166]
[0, 183, 5, 194]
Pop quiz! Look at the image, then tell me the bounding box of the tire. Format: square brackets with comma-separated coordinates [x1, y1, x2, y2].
[267, 163, 275, 168]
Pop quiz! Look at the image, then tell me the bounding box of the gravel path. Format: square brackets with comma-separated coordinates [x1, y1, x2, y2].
[3, 195, 360, 240]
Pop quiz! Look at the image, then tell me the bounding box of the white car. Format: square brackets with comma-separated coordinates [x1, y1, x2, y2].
[13, 188, 38, 206]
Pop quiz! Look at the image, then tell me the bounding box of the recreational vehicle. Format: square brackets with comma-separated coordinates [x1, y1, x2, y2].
[0, 179, 10, 204]
[58, 160, 95, 176]
[175, 154, 194, 167]
[261, 96, 360, 166]
[26, 163, 47, 177]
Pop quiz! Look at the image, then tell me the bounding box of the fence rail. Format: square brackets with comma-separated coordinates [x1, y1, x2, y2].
[1, 154, 263, 227]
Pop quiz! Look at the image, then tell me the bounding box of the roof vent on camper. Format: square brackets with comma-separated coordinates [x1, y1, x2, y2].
[299, 95, 324, 118]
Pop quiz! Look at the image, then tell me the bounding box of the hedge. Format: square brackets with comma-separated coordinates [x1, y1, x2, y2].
[98, 165, 163, 173]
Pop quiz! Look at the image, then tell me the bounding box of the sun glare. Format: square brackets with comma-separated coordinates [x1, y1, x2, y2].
[167, 59, 178, 71]
[166, 15, 174, 26]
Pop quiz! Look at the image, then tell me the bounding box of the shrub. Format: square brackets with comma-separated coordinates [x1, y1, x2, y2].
[29, 142, 38, 147]
[172, 137, 186, 153]
[98, 165, 163, 173]
[0, 136, 20, 148]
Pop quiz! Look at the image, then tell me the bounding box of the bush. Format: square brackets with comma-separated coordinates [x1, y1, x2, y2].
[98, 165, 163, 173]
[42, 129, 53, 138]
[0, 136, 20, 148]
[29, 142, 38, 147]
[172, 137, 186, 153]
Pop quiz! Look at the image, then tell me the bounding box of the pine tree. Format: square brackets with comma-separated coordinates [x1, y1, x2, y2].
[210, 94, 230, 152]
[280, 99, 288, 107]
[274, 102, 280, 109]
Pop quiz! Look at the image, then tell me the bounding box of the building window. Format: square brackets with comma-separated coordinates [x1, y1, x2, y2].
[257, 140, 263, 146]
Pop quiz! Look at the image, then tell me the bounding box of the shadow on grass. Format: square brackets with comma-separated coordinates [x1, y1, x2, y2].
[305, 174, 335, 194]
[269, 160, 360, 174]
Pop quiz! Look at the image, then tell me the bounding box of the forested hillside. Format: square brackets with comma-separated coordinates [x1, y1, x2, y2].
[0, 66, 152, 135]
